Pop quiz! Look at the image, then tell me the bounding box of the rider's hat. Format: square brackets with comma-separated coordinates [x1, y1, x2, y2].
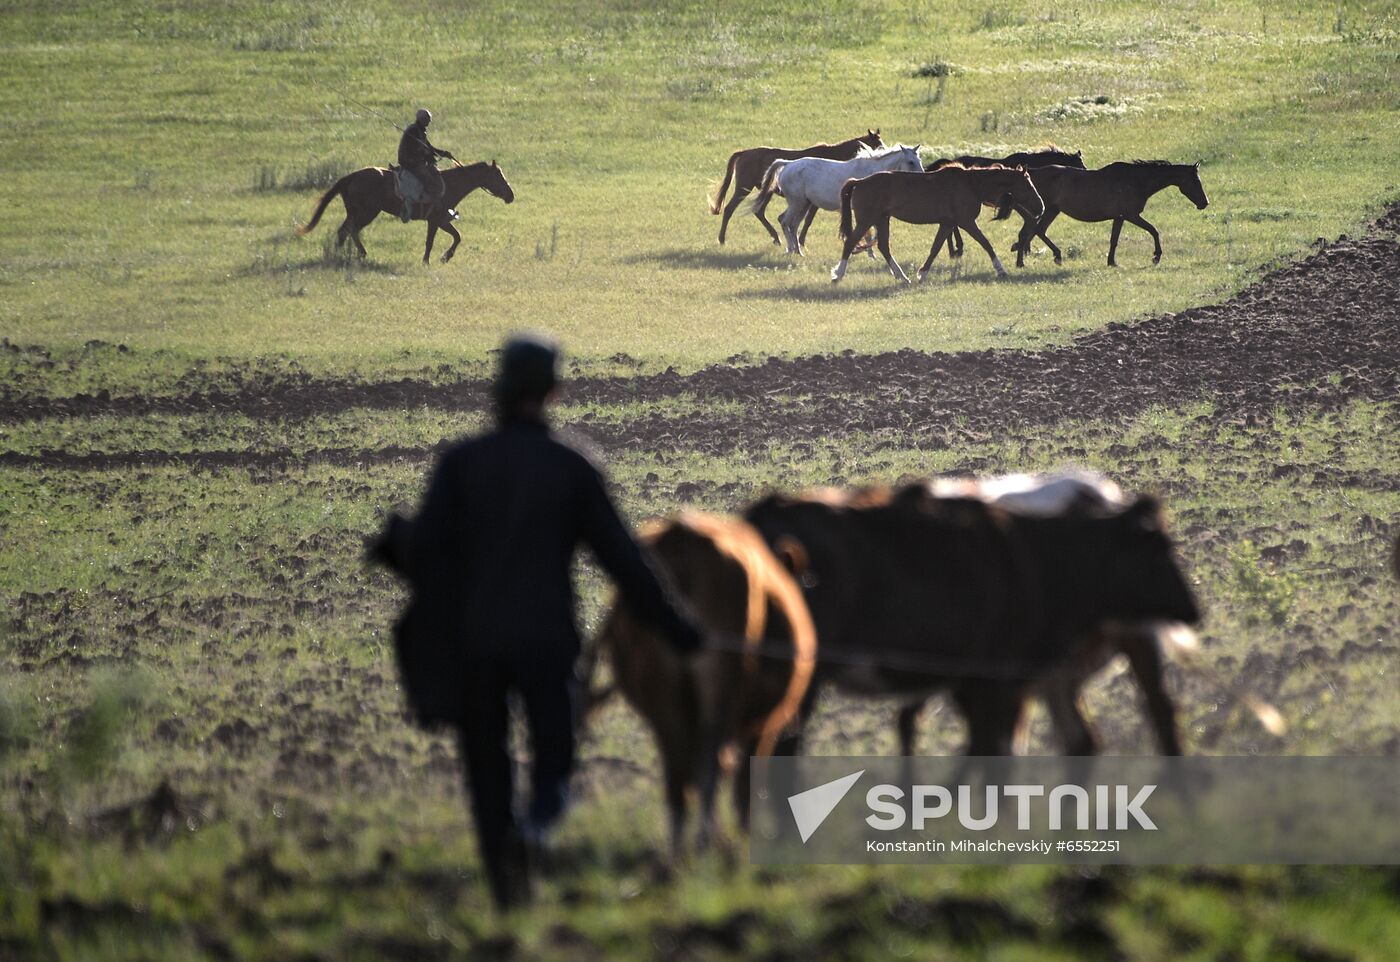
[415, 108, 432, 125]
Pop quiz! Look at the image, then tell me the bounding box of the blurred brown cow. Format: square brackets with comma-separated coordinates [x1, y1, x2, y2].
[595, 514, 815, 855]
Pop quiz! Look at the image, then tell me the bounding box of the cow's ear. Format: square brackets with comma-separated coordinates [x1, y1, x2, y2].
[774, 535, 809, 576]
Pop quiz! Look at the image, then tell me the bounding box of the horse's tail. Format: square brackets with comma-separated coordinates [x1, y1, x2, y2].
[298, 173, 352, 235]
[839, 178, 858, 240]
[748, 159, 788, 213]
[709, 150, 741, 214]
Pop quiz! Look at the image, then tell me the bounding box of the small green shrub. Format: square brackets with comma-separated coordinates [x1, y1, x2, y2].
[1229, 541, 1299, 626]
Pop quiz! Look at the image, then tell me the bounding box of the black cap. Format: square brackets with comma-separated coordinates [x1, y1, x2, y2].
[493, 333, 559, 404]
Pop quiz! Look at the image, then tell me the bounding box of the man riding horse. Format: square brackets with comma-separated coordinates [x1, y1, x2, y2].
[398, 108, 458, 223]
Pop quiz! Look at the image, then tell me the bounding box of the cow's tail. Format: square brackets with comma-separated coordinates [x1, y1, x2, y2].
[752, 556, 817, 759]
[298, 173, 352, 235]
[748, 159, 788, 213]
[839, 179, 858, 240]
[709, 150, 741, 214]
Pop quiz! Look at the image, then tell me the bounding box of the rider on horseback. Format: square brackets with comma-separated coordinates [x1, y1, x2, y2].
[398, 108, 457, 223]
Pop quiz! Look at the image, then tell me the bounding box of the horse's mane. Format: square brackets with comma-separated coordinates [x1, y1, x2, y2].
[1132, 159, 1176, 166]
[1033, 142, 1065, 151]
[938, 162, 1018, 172]
[855, 143, 912, 159]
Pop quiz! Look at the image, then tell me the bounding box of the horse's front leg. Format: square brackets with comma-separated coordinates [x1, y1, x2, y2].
[439, 221, 463, 264]
[1126, 213, 1162, 263]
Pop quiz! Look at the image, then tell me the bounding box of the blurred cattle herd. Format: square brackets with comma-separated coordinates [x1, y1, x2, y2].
[589, 470, 1214, 853]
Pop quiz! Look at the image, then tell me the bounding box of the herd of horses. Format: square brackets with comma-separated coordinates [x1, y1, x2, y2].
[587, 470, 1203, 852]
[711, 130, 1210, 282]
[295, 128, 1207, 278]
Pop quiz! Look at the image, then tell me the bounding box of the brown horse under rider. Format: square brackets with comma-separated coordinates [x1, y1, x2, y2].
[399, 108, 457, 222]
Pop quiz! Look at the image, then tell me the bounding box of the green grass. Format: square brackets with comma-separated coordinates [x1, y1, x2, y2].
[1, 0, 1397, 372]
[4, 400, 1399, 958]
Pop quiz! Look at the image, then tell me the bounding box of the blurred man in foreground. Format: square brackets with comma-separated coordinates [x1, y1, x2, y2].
[397, 333, 704, 909]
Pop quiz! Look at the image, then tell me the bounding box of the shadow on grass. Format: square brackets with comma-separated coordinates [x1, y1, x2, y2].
[725, 261, 1072, 302]
[621, 246, 790, 271]
[238, 236, 403, 279]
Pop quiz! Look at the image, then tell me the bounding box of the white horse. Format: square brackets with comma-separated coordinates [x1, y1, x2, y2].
[753, 144, 923, 255]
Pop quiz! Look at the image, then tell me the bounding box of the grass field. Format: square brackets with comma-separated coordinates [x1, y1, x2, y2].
[3, 0, 1400, 959]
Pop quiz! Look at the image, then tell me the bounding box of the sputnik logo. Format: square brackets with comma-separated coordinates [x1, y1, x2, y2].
[787, 770, 864, 843]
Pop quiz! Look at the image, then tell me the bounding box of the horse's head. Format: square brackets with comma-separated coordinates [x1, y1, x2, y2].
[861, 128, 884, 150]
[1178, 162, 1208, 210]
[897, 144, 923, 172]
[484, 159, 515, 204]
[1012, 165, 1045, 219]
[990, 165, 1044, 221]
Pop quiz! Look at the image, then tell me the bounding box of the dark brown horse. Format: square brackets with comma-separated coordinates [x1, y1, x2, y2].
[1014, 160, 1208, 267]
[710, 130, 882, 246]
[832, 166, 1044, 284]
[923, 145, 1085, 261]
[299, 160, 515, 264]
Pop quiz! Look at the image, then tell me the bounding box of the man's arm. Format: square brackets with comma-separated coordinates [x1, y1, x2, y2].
[577, 463, 703, 653]
[403, 452, 468, 589]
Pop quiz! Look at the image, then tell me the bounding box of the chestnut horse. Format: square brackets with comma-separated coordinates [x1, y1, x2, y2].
[709, 130, 883, 246]
[832, 165, 1044, 283]
[298, 160, 515, 264]
[1014, 160, 1208, 267]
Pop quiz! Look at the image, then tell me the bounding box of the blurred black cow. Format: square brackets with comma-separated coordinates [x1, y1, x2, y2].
[744, 485, 1200, 755]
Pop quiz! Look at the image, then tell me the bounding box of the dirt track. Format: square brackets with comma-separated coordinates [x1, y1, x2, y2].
[3, 205, 1397, 468]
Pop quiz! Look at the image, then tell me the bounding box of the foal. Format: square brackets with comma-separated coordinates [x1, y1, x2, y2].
[1014, 160, 1209, 267]
[831, 166, 1044, 283]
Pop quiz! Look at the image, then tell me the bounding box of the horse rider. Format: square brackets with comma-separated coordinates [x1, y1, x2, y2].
[398, 107, 457, 223]
[402, 333, 705, 910]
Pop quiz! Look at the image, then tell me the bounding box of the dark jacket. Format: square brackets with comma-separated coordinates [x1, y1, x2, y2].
[398, 122, 443, 168]
[403, 417, 701, 663]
